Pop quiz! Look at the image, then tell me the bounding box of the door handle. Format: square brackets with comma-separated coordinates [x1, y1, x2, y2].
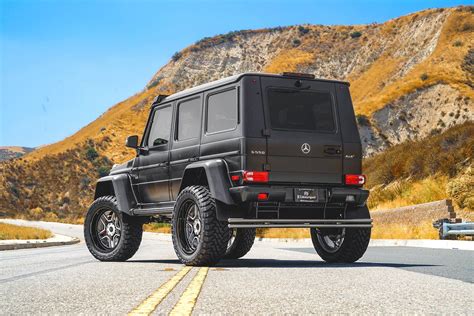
[324, 146, 342, 155]
[189, 157, 199, 162]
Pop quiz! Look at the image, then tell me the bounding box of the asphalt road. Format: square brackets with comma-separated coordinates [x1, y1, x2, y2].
[1, 220, 473, 315]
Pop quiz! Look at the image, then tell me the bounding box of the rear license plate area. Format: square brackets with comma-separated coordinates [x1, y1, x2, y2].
[294, 188, 318, 203]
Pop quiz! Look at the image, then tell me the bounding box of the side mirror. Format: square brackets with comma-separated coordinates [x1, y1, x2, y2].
[125, 135, 139, 149]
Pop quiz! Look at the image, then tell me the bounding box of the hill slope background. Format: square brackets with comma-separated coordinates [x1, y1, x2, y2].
[0, 147, 35, 162]
[0, 6, 472, 222]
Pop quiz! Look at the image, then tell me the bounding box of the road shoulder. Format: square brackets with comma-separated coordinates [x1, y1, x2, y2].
[0, 233, 80, 251]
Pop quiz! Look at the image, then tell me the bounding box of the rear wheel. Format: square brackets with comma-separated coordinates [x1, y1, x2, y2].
[225, 228, 256, 259]
[172, 186, 229, 266]
[84, 196, 143, 261]
[310, 206, 371, 263]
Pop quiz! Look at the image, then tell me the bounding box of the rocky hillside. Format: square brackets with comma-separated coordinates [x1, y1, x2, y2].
[0, 147, 35, 162]
[0, 6, 472, 220]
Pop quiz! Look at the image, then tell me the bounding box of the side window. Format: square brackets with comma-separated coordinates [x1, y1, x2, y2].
[147, 106, 172, 147]
[206, 88, 238, 134]
[177, 97, 201, 141]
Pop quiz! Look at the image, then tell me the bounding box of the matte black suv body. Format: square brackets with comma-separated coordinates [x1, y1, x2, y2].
[84, 72, 372, 265]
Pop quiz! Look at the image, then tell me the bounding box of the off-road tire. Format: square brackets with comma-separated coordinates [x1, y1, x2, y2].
[172, 186, 229, 266]
[310, 206, 371, 263]
[84, 196, 143, 261]
[225, 228, 256, 259]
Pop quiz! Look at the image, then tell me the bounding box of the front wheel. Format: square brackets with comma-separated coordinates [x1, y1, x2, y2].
[84, 196, 143, 261]
[172, 186, 229, 266]
[310, 206, 371, 263]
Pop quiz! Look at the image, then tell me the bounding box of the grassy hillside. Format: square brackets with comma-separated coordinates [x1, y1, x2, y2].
[0, 6, 472, 222]
[0, 146, 35, 162]
[365, 122, 473, 211]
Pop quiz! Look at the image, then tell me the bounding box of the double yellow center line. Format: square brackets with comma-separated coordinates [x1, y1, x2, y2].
[129, 266, 209, 316]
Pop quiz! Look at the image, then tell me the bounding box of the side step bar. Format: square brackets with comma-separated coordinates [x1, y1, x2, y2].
[228, 218, 373, 228]
[131, 206, 174, 216]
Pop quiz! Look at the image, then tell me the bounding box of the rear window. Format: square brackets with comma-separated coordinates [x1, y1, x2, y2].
[267, 89, 336, 132]
[206, 89, 238, 134]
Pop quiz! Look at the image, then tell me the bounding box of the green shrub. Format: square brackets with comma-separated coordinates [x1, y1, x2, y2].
[350, 31, 362, 38]
[172, 51, 182, 62]
[460, 22, 473, 32]
[97, 166, 110, 177]
[271, 26, 284, 32]
[292, 38, 301, 47]
[85, 147, 98, 161]
[453, 40, 463, 47]
[420, 73, 428, 81]
[80, 177, 91, 190]
[298, 26, 310, 35]
[356, 114, 370, 126]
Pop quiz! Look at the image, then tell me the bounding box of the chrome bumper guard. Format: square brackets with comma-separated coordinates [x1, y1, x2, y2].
[228, 218, 373, 229]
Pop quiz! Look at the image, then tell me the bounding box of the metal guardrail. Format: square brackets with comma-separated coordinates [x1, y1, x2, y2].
[441, 222, 474, 239]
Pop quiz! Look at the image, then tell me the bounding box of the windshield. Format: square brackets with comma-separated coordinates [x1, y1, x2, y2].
[267, 89, 336, 132]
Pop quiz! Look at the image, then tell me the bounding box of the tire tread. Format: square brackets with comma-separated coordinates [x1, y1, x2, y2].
[84, 196, 143, 262]
[172, 186, 229, 266]
[225, 228, 256, 259]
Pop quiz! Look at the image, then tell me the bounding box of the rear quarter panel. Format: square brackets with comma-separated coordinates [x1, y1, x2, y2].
[335, 84, 362, 175]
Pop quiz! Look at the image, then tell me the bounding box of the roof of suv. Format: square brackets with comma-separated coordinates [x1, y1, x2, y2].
[155, 72, 349, 105]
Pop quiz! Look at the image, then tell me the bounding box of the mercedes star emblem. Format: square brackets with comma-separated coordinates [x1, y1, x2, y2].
[301, 143, 311, 154]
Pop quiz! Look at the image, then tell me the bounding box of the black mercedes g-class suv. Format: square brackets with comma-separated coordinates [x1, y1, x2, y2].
[84, 72, 372, 266]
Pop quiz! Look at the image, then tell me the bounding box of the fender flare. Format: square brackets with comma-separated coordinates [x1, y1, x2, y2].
[179, 159, 235, 205]
[94, 174, 138, 215]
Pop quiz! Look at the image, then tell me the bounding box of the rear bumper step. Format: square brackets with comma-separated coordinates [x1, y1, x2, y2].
[229, 185, 369, 205]
[228, 218, 373, 228]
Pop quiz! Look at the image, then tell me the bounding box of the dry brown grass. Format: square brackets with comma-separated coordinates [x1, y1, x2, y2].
[264, 49, 314, 74]
[447, 166, 474, 209]
[371, 221, 438, 239]
[144, 223, 171, 234]
[349, 55, 404, 104]
[256, 228, 310, 239]
[255, 224, 441, 240]
[0, 222, 52, 240]
[365, 122, 473, 210]
[353, 8, 474, 115]
[368, 176, 449, 211]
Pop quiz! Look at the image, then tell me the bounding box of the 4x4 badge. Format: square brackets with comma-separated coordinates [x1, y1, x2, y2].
[301, 143, 311, 154]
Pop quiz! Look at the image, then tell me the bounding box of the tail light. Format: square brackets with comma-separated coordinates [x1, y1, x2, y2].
[243, 171, 269, 183]
[345, 174, 366, 186]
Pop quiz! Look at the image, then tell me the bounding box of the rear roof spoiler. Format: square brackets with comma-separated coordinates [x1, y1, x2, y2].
[281, 72, 315, 79]
[153, 94, 169, 105]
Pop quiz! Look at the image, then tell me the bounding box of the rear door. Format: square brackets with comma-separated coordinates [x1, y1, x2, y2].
[169, 95, 203, 199]
[261, 77, 343, 184]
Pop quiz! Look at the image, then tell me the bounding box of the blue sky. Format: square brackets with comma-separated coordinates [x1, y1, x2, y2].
[0, 0, 469, 147]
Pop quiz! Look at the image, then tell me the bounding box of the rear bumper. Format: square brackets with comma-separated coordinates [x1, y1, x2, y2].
[229, 185, 369, 205]
[228, 218, 373, 228]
